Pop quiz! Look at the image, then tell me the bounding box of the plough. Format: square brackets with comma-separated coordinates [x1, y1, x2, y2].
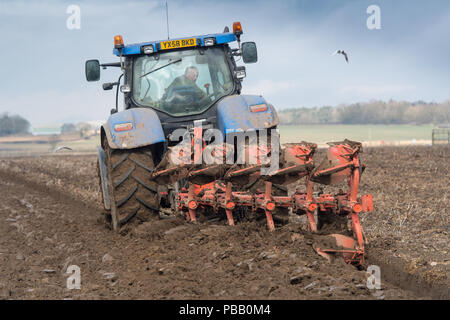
[154, 138, 373, 266]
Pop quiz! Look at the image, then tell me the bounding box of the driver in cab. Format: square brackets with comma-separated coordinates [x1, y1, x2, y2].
[162, 66, 211, 107]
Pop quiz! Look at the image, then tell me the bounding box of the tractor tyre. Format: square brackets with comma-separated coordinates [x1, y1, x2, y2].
[97, 159, 112, 226]
[103, 140, 160, 232]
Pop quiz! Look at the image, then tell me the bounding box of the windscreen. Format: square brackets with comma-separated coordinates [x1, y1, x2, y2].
[133, 47, 234, 116]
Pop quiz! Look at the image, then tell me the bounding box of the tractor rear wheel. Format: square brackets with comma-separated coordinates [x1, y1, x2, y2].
[97, 159, 112, 225]
[103, 141, 160, 232]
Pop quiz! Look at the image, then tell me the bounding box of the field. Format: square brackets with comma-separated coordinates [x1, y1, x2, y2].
[0, 144, 448, 300]
[279, 124, 434, 145]
[0, 136, 99, 157]
[0, 125, 436, 158]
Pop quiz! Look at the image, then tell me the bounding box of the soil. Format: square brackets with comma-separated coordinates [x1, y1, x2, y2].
[0, 145, 448, 299]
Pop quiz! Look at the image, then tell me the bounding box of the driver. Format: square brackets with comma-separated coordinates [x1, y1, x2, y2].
[162, 66, 210, 105]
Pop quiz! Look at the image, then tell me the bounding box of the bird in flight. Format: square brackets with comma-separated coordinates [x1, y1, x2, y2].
[332, 50, 349, 63]
[54, 146, 73, 152]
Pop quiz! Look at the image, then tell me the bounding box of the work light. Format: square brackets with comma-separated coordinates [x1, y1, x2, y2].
[141, 45, 154, 54]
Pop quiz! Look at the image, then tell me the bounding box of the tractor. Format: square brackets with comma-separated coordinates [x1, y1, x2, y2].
[85, 22, 373, 265]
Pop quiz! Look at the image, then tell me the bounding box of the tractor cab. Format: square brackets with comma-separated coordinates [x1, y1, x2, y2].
[86, 22, 257, 127]
[132, 45, 234, 116]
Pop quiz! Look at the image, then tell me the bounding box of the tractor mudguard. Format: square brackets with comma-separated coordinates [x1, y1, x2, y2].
[102, 108, 165, 150]
[97, 146, 110, 210]
[216, 94, 279, 138]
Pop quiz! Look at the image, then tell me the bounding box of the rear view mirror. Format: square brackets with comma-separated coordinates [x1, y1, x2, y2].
[241, 42, 257, 63]
[85, 59, 100, 81]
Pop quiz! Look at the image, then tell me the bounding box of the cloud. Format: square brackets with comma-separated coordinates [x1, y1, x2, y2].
[0, 0, 449, 125]
[243, 80, 299, 96]
[0, 89, 114, 125]
[339, 84, 417, 96]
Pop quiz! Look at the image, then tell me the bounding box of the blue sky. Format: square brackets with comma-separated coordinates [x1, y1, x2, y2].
[0, 0, 449, 125]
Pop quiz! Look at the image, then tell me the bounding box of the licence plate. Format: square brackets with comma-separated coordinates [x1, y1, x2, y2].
[160, 38, 197, 50]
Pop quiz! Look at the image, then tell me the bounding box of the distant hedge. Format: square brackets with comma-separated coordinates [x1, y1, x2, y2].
[278, 100, 450, 125]
[61, 123, 77, 134]
[0, 113, 31, 136]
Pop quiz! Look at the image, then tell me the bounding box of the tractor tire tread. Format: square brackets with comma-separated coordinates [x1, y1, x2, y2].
[103, 141, 159, 231]
[114, 167, 135, 188]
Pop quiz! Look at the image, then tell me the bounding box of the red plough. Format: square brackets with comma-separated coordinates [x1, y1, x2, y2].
[155, 139, 373, 266]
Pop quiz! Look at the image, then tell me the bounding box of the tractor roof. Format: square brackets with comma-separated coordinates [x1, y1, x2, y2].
[113, 32, 237, 56]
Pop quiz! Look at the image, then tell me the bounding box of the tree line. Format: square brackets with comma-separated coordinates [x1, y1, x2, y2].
[0, 113, 30, 136]
[0, 113, 99, 137]
[2, 99, 449, 137]
[278, 100, 450, 125]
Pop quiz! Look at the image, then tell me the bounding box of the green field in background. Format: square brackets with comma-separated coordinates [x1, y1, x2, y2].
[0, 125, 438, 156]
[0, 136, 100, 157]
[278, 124, 434, 144]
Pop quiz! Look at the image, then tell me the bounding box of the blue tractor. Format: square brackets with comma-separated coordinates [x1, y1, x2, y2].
[86, 22, 372, 265]
[86, 22, 280, 230]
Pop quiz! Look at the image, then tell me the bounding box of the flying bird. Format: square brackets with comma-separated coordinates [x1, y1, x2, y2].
[332, 50, 349, 63]
[53, 146, 73, 152]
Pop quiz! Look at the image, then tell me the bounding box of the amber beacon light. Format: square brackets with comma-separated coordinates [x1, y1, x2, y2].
[233, 22, 243, 35]
[114, 35, 124, 49]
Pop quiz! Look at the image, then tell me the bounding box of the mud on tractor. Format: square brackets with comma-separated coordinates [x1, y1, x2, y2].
[85, 22, 373, 266]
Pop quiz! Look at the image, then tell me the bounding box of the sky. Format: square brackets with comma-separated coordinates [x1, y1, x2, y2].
[0, 0, 449, 126]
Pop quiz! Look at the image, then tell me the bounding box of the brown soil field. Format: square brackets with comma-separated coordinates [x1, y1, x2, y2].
[0, 145, 448, 300]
